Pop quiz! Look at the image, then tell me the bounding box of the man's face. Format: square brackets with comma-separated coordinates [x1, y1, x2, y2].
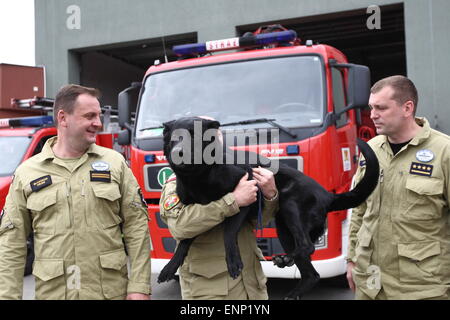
[368, 86, 408, 137]
[61, 93, 102, 146]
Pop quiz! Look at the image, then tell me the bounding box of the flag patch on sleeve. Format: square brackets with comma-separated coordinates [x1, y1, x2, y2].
[164, 194, 180, 210]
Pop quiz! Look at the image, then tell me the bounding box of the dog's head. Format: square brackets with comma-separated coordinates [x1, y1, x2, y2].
[163, 117, 221, 176]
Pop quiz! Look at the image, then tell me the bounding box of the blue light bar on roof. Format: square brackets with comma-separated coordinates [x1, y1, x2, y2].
[0, 115, 53, 128]
[172, 30, 297, 57]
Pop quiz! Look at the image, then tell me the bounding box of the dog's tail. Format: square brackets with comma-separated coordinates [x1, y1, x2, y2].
[328, 138, 379, 211]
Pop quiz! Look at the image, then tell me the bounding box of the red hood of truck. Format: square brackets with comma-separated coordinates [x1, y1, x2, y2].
[0, 176, 13, 211]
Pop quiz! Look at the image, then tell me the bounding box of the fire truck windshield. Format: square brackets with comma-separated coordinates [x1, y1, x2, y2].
[136, 55, 325, 138]
[0, 136, 31, 177]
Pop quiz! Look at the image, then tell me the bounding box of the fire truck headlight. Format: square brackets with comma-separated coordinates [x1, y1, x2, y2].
[286, 145, 299, 155]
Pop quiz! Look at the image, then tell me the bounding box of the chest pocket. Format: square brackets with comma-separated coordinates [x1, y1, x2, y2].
[91, 182, 122, 228]
[26, 187, 58, 235]
[404, 176, 444, 220]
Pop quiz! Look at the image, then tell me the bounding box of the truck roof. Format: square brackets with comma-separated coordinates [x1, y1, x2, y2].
[147, 43, 346, 75]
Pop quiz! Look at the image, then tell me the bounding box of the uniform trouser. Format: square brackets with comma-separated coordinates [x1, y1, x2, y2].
[355, 288, 449, 300]
[180, 274, 268, 300]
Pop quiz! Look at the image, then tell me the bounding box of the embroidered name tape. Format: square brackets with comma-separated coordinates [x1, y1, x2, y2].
[30, 175, 52, 192]
[409, 162, 433, 177]
[90, 171, 111, 182]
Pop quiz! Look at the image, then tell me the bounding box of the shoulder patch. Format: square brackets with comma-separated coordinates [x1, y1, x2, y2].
[163, 194, 180, 210]
[165, 174, 177, 184]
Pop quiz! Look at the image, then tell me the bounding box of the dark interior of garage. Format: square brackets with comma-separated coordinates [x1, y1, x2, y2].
[238, 3, 406, 85]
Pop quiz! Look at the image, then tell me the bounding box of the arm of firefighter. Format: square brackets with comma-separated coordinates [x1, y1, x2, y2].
[253, 167, 279, 226]
[119, 163, 152, 296]
[160, 180, 240, 240]
[347, 157, 367, 263]
[0, 175, 32, 300]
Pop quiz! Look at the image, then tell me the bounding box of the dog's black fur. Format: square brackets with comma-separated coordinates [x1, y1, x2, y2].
[158, 117, 379, 299]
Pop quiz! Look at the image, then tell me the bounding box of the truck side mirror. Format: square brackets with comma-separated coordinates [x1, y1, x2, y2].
[118, 82, 141, 145]
[118, 129, 130, 146]
[330, 61, 371, 122]
[118, 82, 141, 129]
[347, 64, 370, 109]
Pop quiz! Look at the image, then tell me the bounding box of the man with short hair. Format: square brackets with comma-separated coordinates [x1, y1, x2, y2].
[346, 75, 450, 300]
[0, 84, 151, 300]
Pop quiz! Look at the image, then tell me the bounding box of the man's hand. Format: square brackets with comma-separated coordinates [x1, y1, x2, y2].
[346, 262, 356, 292]
[233, 173, 258, 207]
[253, 167, 277, 200]
[126, 293, 151, 300]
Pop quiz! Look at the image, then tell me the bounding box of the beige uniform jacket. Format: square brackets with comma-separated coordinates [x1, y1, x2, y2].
[160, 177, 279, 300]
[0, 137, 151, 300]
[348, 118, 450, 299]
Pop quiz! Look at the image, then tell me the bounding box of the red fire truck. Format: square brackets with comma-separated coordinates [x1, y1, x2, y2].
[117, 26, 375, 279]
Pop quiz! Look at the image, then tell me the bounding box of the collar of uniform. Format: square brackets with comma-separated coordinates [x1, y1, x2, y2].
[408, 117, 430, 146]
[37, 136, 105, 162]
[86, 142, 106, 156]
[377, 117, 430, 154]
[37, 136, 58, 161]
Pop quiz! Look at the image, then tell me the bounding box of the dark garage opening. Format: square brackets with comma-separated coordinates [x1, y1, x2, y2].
[72, 33, 197, 108]
[237, 3, 406, 85]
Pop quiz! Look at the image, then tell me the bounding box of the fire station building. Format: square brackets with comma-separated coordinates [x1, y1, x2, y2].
[35, 0, 450, 133]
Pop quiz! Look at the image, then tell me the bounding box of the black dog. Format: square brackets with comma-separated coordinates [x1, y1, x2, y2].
[158, 117, 379, 300]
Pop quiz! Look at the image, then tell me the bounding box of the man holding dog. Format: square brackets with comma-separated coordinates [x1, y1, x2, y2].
[0, 84, 151, 300]
[347, 75, 450, 300]
[160, 166, 278, 300]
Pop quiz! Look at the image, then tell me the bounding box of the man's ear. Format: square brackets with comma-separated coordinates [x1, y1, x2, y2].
[57, 110, 67, 128]
[206, 120, 221, 129]
[403, 100, 415, 117]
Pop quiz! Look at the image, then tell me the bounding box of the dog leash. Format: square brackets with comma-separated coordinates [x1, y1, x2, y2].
[256, 188, 263, 237]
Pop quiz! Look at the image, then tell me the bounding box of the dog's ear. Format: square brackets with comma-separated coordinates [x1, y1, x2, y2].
[205, 119, 221, 129]
[163, 120, 175, 135]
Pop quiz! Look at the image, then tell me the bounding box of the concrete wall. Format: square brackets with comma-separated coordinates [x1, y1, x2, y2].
[404, 0, 450, 132]
[35, 0, 450, 132]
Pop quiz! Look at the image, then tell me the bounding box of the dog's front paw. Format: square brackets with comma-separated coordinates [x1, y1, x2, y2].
[273, 254, 295, 268]
[226, 253, 244, 279]
[158, 263, 177, 283]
